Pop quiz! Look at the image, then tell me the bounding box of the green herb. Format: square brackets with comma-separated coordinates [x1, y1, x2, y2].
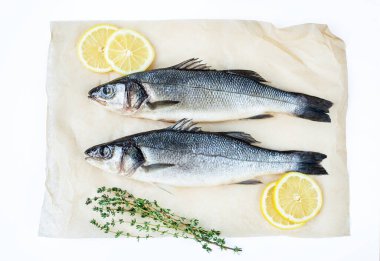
[86, 186, 242, 253]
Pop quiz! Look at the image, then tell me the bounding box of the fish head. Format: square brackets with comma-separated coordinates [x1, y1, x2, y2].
[85, 139, 145, 176]
[88, 81, 126, 113]
[88, 78, 148, 114]
[85, 143, 123, 174]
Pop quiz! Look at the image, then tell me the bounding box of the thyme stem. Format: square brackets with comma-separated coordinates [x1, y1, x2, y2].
[86, 186, 242, 253]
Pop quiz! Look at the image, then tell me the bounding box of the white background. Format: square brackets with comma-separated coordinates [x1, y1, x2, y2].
[0, 0, 379, 260]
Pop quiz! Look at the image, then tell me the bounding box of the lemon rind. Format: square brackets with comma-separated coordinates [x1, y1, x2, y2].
[260, 182, 305, 230]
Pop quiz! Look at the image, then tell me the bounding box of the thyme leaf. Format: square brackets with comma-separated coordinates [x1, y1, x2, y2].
[86, 187, 242, 253]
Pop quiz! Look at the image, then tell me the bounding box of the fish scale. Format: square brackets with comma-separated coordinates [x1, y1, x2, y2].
[133, 130, 284, 162]
[130, 69, 305, 121]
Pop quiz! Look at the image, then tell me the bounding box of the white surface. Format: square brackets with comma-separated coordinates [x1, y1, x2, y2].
[0, 0, 378, 260]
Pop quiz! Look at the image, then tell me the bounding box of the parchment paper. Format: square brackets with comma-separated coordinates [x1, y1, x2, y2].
[39, 20, 349, 237]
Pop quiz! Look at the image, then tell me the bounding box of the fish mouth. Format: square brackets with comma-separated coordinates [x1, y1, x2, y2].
[88, 95, 106, 106]
[85, 156, 102, 162]
[84, 148, 94, 159]
[84, 147, 103, 161]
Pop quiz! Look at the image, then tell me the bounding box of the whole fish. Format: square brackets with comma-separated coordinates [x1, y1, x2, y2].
[88, 58, 333, 122]
[85, 119, 327, 187]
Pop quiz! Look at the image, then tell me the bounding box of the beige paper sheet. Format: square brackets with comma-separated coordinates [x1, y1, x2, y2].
[39, 20, 349, 237]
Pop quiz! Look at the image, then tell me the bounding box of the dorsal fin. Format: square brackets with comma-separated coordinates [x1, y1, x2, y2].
[167, 119, 258, 144]
[168, 58, 213, 71]
[223, 70, 268, 83]
[168, 59, 268, 83]
[216, 131, 259, 144]
[166, 119, 201, 132]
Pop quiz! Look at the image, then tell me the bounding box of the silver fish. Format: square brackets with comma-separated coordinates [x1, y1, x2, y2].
[85, 119, 327, 187]
[88, 58, 333, 122]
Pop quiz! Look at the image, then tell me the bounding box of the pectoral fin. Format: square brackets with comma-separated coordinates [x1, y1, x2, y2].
[141, 163, 176, 172]
[146, 101, 180, 110]
[234, 179, 262, 185]
[247, 114, 273, 120]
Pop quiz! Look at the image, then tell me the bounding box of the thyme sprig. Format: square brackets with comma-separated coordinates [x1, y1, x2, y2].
[86, 186, 242, 253]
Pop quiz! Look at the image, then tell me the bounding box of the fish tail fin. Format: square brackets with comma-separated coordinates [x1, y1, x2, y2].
[289, 151, 328, 175]
[292, 93, 333, 122]
[295, 162, 328, 175]
[295, 107, 331, 122]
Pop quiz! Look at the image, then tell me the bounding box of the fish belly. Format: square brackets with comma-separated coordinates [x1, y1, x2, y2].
[137, 84, 298, 122]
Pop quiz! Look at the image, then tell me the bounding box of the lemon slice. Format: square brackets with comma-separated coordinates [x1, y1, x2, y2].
[77, 24, 119, 72]
[260, 182, 305, 230]
[274, 172, 323, 223]
[104, 29, 155, 74]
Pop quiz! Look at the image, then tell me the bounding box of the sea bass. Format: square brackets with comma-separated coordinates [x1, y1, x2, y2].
[88, 58, 333, 122]
[85, 119, 327, 187]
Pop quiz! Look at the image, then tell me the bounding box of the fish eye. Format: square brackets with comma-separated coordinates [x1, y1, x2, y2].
[97, 146, 112, 159]
[101, 85, 115, 98]
[99, 146, 112, 158]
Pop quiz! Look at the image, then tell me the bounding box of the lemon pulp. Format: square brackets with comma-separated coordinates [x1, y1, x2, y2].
[104, 29, 155, 74]
[273, 172, 323, 223]
[77, 24, 119, 72]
